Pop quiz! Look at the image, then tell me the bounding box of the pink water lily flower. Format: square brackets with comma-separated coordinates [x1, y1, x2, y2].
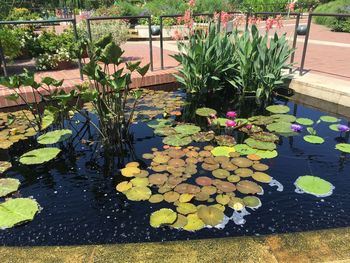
[226, 111, 237, 118]
[245, 124, 253, 130]
[225, 120, 236, 127]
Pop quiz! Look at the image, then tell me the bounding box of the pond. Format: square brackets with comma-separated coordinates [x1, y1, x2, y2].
[0, 86, 349, 246]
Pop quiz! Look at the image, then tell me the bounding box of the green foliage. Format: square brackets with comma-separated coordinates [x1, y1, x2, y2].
[194, 0, 237, 13]
[6, 8, 41, 21]
[142, 0, 187, 16]
[314, 0, 350, 32]
[172, 24, 237, 95]
[232, 25, 294, 100]
[0, 27, 22, 60]
[79, 35, 150, 150]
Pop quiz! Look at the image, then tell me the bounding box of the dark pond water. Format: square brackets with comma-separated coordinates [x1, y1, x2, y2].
[0, 88, 350, 246]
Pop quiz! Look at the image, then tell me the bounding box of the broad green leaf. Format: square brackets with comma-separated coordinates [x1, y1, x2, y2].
[0, 178, 20, 197]
[37, 129, 72, 144]
[19, 148, 61, 165]
[303, 135, 324, 144]
[295, 175, 334, 197]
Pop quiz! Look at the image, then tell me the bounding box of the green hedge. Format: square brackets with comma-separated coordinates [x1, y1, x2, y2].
[313, 0, 350, 32]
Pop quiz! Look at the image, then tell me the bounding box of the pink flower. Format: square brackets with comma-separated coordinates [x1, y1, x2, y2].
[226, 111, 237, 118]
[172, 29, 183, 40]
[225, 120, 236, 127]
[287, 1, 296, 12]
[188, 0, 196, 8]
[274, 15, 284, 29]
[248, 16, 261, 25]
[265, 17, 274, 31]
[245, 124, 253, 129]
[233, 15, 246, 27]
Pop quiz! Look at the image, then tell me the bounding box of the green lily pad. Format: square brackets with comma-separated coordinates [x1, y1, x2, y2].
[41, 109, 55, 130]
[197, 206, 224, 226]
[0, 161, 12, 174]
[0, 178, 20, 197]
[150, 208, 177, 228]
[163, 135, 192, 146]
[243, 196, 261, 209]
[250, 132, 279, 142]
[37, 129, 72, 144]
[195, 107, 217, 117]
[0, 198, 40, 229]
[295, 175, 334, 197]
[154, 126, 177, 137]
[125, 186, 152, 201]
[147, 119, 172, 129]
[211, 146, 235, 157]
[255, 150, 278, 159]
[266, 105, 290, 114]
[212, 118, 230, 127]
[329, 124, 339, 132]
[235, 118, 248, 126]
[271, 114, 296, 123]
[245, 138, 276, 151]
[174, 124, 201, 136]
[192, 131, 215, 142]
[296, 118, 314, 126]
[234, 144, 257, 155]
[303, 135, 325, 144]
[248, 115, 274, 126]
[19, 148, 61, 165]
[320, 116, 339, 123]
[267, 122, 293, 134]
[335, 143, 350, 153]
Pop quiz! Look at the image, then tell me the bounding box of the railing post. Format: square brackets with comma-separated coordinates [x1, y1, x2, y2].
[0, 39, 8, 77]
[86, 18, 92, 42]
[290, 13, 300, 74]
[148, 16, 154, 71]
[245, 12, 250, 30]
[160, 16, 164, 70]
[72, 18, 83, 80]
[299, 13, 312, 76]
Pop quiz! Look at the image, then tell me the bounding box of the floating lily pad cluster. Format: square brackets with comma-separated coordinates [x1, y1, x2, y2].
[0, 110, 38, 149]
[116, 145, 279, 231]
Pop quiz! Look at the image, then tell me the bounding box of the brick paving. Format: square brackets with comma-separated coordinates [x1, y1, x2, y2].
[0, 19, 349, 108]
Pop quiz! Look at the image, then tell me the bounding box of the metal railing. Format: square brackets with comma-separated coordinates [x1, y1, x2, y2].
[0, 18, 83, 79]
[299, 12, 350, 76]
[86, 15, 154, 71]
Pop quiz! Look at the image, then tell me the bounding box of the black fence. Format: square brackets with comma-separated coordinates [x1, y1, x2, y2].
[0, 11, 349, 79]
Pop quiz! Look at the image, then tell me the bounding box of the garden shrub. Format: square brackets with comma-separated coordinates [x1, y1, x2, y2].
[0, 27, 23, 60]
[314, 0, 350, 32]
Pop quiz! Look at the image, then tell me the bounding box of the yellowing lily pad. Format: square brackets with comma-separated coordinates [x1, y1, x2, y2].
[116, 181, 133, 192]
[0, 178, 20, 197]
[211, 146, 235, 157]
[125, 186, 151, 201]
[216, 194, 230, 205]
[170, 214, 188, 229]
[176, 203, 197, 215]
[121, 167, 141, 177]
[252, 172, 272, 183]
[255, 150, 278, 159]
[197, 206, 224, 226]
[149, 194, 164, 203]
[236, 180, 263, 194]
[212, 169, 230, 179]
[183, 213, 205, 231]
[19, 148, 61, 165]
[150, 208, 177, 228]
[243, 196, 261, 209]
[130, 177, 149, 187]
[179, 193, 194, 203]
[0, 161, 12, 174]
